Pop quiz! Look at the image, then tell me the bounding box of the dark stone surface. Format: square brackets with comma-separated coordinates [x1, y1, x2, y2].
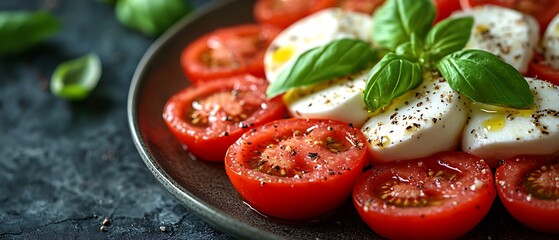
[0, 0, 232, 239]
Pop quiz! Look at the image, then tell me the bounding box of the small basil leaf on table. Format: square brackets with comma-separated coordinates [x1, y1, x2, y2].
[0, 11, 60, 55]
[364, 53, 423, 112]
[372, 0, 435, 51]
[50, 53, 102, 100]
[115, 0, 192, 36]
[266, 39, 377, 98]
[436, 49, 534, 109]
[425, 17, 474, 61]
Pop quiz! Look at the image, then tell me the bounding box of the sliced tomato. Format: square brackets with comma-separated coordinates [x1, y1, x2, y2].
[225, 118, 369, 220]
[162, 75, 286, 161]
[336, 0, 385, 14]
[460, 0, 559, 30]
[495, 155, 559, 233]
[353, 152, 496, 239]
[434, 0, 462, 23]
[527, 53, 559, 86]
[253, 0, 335, 29]
[180, 24, 280, 83]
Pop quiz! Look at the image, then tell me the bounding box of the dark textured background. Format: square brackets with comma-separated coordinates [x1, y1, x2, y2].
[0, 0, 232, 238]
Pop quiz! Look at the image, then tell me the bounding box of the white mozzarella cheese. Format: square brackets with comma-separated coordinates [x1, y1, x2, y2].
[453, 5, 540, 73]
[283, 71, 370, 127]
[264, 8, 373, 83]
[361, 74, 469, 163]
[462, 78, 559, 159]
[542, 14, 559, 69]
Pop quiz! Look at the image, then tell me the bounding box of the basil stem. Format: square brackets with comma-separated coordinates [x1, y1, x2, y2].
[115, 0, 192, 36]
[372, 0, 435, 51]
[266, 39, 377, 98]
[50, 53, 102, 100]
[0, 11, 60, 55]
[436, 49, 534, 109]
[425, 17, 474, 61]
[364, 53, 423, 112]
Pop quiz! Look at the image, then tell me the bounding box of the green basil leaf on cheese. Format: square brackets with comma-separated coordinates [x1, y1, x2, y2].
[115, 0, 191, 36]
[372, 0, 435, 51]
[0, 11, 60, 55]
[266, 39, 377, 98]
[364, 53, 423, 112]
[50, 53, 102, 100]
[436, 49, 534, 109]
[425, 17, 474, 61]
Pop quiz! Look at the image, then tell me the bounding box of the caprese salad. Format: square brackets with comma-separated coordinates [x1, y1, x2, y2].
[164, 0, 559, 238]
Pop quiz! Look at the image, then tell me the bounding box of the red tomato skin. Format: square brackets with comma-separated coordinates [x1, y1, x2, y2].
[180, 24, 280, 83]
[336, 0, 386, 14]
[434, 0, 462, 23]
[527, 54, 559, 86]
[225, 118, 369, 220]
[253, 0, 335, 29]
[495, 156, 559, 233]
[460, 0, 559, 31]
[353, 152, 496, 240]
[163, 75, 286, 161]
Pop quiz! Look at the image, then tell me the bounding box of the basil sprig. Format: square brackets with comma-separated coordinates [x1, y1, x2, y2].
[372, 0, 435, 51]
[364, 0, 534, 112]
[50, 53, 102, 100]
[0, 11, 60, 55]
[266, 39, 377, 98]
[116, 0, 192, 36]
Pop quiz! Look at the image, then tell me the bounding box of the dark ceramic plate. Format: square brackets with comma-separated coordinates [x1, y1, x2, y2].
[127, 0, 556, 239]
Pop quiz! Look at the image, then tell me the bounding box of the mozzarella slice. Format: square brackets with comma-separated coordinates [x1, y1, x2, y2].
[264, 8, 373, 83]
[283, 71, 370, 127]
[542, 14, 559, 69]
[462, 78, 559, 159]
[361, 74, 469, 163]
[453, 5, 540, 73]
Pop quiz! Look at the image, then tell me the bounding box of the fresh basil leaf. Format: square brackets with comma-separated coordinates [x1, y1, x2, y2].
[115, 0, 192, 36]
[364, 53, 423, 112]
[436, 49, 534, 109]
[266, 39, 377, 98]
[50, 53, 102, 100]
[0, 11, 60, 55]
[425, 17, 474, 61]
[372, 0, 435, 51]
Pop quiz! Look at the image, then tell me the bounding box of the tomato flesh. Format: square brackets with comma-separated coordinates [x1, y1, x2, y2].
[163, 75, 286, 161]
[353, 152, 496, 239]
[253, 0, 334, 29]
[527, 53, 559, 86]
[180, 24, 280, 83]
[460, 0, 559, 30]
[336, 0, 385, 14]
[496, 155, 559, 233]
[225, 118, 369, 220]
[434, 0, 463, 23]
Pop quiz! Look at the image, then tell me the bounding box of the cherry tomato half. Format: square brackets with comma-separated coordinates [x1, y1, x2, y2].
[527, 53, 559, 86]
[353, 152, 496, 239]
[495, 155, 559, 233]
[460, 0, 559, 30]
[225, 118, 369, 220]
[253, 0, 334, 29]
[434, 0, 462, 23]
[162, 75, 286, 161]
[180, 24, 280, 83]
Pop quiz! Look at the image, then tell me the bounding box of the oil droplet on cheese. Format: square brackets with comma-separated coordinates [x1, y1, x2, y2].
[483, 114, 506, 132]
[272, 45, 295, 64]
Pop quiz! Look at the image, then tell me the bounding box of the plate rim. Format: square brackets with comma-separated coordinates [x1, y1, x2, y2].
[126, 1, 284, 239]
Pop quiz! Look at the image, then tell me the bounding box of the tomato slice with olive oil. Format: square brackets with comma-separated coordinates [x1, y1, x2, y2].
[352, 152, 496, 239]
[162, 75, 286, 161]
[225, 118, 369, 220]
[496, 155, 559, 233]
